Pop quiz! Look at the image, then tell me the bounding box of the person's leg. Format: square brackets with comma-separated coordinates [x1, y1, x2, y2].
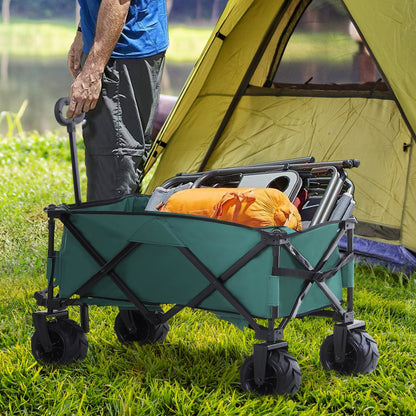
[119, 52, 166, 193]
[82, 53, 165, 201]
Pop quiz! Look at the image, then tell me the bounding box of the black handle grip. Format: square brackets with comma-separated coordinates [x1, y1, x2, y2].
[343, 159, 360, 168]
[54, 97, 85, 127]
[54, 97, 83, 205]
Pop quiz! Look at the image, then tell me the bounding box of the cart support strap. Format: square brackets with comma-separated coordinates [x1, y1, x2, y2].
[60, 215, 158, 325]
[178, 246, 264, 332]
[275, 252, 354, 282]
[75, 242, 142, 297]
[163, 239, 268, 321]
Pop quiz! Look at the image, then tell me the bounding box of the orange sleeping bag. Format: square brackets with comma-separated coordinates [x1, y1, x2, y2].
[159, 187, 302, 231]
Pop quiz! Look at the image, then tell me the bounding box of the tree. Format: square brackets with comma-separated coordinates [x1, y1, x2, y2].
[2, 0, 11, 24]
[166, 0, 173, 16]
[196, 0, 202, 21]
[211, 0, 221, 23]
[75, 1, 80, 25]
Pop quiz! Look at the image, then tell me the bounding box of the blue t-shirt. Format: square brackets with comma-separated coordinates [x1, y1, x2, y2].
[78, 0, 169, 58]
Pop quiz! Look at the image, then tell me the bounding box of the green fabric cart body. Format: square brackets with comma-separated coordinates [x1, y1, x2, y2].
[50, 195, 354, 325]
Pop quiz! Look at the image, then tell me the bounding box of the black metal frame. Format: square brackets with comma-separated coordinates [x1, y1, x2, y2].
[33, 202, 359, 382]
[34, 98, 366, 388]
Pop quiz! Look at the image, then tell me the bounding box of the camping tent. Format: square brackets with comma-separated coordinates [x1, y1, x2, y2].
[145, 0, 416, 253]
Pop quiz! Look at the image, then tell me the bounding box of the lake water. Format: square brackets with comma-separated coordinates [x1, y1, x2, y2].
[0, 55, 194, 135]
[0, 51, 372, 136]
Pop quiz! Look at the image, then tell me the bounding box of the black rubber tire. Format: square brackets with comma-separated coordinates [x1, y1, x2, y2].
[31, 318, 88, 365]
[114, 310, 169, 345]
[240, 349, 301, 396]
[320, 330, 379, 374]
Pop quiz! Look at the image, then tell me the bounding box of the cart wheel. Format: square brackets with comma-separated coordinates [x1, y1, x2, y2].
[114, 310, 169, 345]
[31, 318, 88, 365]
[320, 330, 379, 374]
[240, 349, 301, 396]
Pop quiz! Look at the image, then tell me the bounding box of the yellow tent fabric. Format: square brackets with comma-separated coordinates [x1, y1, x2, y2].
[145, 0, 416, 251]
[210, 94, 412, 242]
[146, 0, 292, 168]
[343, 0, 416, 136]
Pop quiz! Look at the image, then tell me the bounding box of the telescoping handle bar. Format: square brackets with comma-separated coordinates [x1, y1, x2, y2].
[54, 97, 85, 206]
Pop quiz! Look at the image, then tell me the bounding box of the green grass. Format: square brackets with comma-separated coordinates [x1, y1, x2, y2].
[0, 20, 77, 58]
[1, 133, 416, 415]
[0, 20, 212, 63]
[283, 32, 357, 62]
[0, 20, 357, 63]
[0, 101, 28, 139]
[165, 25, 212, 63]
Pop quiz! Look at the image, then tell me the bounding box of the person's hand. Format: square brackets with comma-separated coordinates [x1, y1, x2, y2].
[67, 31, 83, 78]
[67, 69, 102, 118]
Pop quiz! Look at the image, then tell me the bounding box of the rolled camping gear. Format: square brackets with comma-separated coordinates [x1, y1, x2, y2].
[31, 98, 379, 396]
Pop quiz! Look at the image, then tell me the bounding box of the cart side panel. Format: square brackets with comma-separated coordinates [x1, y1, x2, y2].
[276, 223, 344, 317]
[53, 200, 349, 320]
[55, 210, 272, 315]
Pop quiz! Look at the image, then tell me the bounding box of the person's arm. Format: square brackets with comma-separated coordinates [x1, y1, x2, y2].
[67, 26, 83, 79]
[67, 0, 131, 117]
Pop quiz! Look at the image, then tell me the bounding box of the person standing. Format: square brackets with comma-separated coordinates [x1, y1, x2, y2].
[67, 0, 168, 201]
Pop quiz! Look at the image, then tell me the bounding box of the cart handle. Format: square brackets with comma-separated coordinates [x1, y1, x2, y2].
[54, 96, 85, 129]
[54, 97, 84, 206]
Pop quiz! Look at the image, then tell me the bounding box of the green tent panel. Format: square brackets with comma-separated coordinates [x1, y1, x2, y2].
[146, 0, 416, 251]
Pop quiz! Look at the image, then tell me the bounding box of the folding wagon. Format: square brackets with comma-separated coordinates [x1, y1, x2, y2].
[31, 98, 379, 396]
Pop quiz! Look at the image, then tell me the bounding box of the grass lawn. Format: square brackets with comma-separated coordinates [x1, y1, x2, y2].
[0, 20, 213, 63]
[0, 133, 415, 415]
[0, 20, 356, 63]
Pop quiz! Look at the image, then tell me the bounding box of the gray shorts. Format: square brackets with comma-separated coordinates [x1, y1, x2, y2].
[82, 52, 165, 201]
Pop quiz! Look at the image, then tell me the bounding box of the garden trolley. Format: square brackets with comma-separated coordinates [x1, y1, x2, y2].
[31, 98, 379, 396]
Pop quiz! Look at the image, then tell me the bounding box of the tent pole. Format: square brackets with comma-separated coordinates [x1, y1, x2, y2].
[341, 0, 416, 142]
[197, 0, 299, 172]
